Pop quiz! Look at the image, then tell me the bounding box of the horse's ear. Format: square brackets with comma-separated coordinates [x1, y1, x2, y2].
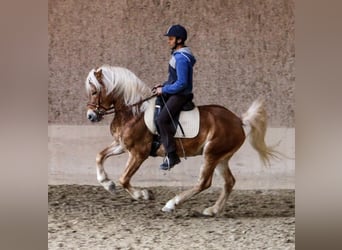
[94, 69, 103, 83]
[94, 69, 105, 87]
[94, 69, 102, 77]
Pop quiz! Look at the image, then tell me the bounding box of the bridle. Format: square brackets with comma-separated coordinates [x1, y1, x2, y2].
[87, 90, 116, 116]
[87, 70, 157, 118]
[87, 84, 157, 118]
[87, 91, 157, 118]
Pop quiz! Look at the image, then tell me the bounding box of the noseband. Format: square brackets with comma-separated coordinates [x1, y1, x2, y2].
[87, 92, 115, 117]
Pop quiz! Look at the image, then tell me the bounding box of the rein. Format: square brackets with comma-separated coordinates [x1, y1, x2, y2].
[131, 93, 157, 106]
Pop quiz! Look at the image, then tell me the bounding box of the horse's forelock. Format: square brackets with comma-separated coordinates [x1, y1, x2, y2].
[85, 68, 102, 94]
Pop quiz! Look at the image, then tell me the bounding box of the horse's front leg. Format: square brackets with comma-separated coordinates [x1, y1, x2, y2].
[119, 152, 154, 200]
[96, 140, 125, 194]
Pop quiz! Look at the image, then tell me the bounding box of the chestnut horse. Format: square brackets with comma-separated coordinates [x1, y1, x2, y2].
[85, 65, 278, 216]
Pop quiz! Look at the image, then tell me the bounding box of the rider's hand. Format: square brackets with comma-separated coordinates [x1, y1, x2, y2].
[152, 84, 163, 95]
[152, 86, 163, 96]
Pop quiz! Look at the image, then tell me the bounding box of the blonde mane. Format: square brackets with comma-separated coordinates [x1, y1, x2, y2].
[85, 65, 152, 115]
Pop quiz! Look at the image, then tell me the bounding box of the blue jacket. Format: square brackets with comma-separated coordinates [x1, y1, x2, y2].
[162, 47, 196, 95]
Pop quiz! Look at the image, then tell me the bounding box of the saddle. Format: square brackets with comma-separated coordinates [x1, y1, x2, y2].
[144, 97, 200, 156]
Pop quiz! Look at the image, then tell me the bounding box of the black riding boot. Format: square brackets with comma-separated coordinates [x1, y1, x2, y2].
[159, 151, 180, 170]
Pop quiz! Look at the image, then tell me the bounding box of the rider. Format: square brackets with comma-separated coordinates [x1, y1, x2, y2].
[153, 24, 196, 170]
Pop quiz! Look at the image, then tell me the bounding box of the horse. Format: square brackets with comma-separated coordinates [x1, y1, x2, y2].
[85, 64, 278, 216]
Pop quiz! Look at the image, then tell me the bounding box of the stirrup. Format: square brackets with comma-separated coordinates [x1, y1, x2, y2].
[160, 157, 171, 170]
[159, 155, 180, 171]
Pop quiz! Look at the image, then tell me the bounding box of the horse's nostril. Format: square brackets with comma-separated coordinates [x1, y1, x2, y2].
[87, 113, 95, 121]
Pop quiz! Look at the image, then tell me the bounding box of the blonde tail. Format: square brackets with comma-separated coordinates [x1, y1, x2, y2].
[241, 99, 279, 167]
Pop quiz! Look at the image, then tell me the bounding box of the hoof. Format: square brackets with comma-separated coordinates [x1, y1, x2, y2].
[102, 181, 116, 194]
[142, 189, 155, 200]
[162, 199, 176, 212]
[161, 206, 174, 213]
[108, 182, 116, 193]
[203, 207, 217, 217]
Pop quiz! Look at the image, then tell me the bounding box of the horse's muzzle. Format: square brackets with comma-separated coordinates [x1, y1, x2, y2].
[87, 109, 102, 122]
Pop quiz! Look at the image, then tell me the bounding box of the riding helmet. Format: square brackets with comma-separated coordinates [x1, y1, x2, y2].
[164, 24, 187, 42]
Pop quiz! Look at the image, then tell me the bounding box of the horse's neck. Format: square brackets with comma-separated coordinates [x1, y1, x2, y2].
[110, 99, 139, 129]
[110, 109, 144, 141]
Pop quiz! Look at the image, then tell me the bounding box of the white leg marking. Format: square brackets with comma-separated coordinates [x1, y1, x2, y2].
[111, 145, 124, 154]
[162, 199, 176, 212]
[96, 168, 107, 183]
[203, 207, 217, 216]
[132, 190, 142, 200]
[94, 142, 126, 195]
[101, 180, 116, 193]
[175, 195, 180, 203]
[141, 189, 151, 200]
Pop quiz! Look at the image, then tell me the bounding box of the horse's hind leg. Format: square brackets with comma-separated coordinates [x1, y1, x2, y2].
[203, 159, 235, 216]
[96, 141, 124, 193]
[162, 158, 217, 213]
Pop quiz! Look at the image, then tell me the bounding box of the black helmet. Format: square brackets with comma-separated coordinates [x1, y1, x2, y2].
[164, 24, 187, 42]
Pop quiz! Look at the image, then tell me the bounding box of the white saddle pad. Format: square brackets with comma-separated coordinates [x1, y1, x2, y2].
[144, 97, 200, 138]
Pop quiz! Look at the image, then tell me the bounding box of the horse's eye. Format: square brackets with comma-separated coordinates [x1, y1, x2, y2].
[91, 91, 97, 96]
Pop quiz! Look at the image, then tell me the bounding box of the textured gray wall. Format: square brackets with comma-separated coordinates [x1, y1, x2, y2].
[48, 0, 294, 126]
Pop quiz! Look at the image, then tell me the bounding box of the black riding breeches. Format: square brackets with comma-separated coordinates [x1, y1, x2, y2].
[156, 94, 192, 153]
